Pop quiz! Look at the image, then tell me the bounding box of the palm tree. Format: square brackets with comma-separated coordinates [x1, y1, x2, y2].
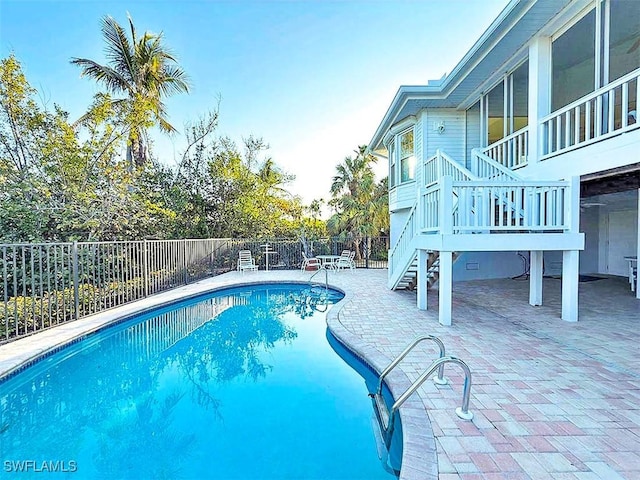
[71, 14, 190, 166]
[329, 145, 388, 257]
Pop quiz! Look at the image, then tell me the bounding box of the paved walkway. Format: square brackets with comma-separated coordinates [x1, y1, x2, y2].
[330, 270, 640, 480]
[1, 269, 639, 479]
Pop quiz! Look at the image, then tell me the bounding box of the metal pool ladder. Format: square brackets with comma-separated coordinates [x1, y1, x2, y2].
[309, 266, 329, 290]
[371, 335, 474, 443]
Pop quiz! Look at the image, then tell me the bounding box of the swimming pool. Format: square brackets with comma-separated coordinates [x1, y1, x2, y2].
[0, 283, 401, 479]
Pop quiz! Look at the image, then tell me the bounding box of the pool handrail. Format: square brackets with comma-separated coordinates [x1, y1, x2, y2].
[376, 335, 448, 396]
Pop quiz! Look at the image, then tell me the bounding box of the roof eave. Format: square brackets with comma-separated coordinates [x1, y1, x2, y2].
[368, 0, 526, 153]
[368, 85, 442, 152]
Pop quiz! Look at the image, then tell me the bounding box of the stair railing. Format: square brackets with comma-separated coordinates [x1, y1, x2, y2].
[388, 356, 473, 424]
[471, 148, 523, 181]
[388, 203, 417, 276]
[425, 149, 479, 185]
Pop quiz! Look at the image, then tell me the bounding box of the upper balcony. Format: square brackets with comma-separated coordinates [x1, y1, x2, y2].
[482, 67, 640, 171]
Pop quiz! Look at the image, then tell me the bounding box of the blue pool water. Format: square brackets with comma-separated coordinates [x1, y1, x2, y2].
[0, 283, 401, 479]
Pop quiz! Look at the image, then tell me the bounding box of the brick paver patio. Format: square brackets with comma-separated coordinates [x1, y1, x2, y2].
[1, 268, 638, 479]
[327, 269, 640, 480]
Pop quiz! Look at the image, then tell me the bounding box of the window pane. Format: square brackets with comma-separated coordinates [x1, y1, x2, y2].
[609, 0, 640, 82]
[399, 130, 414, 183]
[512, 60, 529, 132]
[552, 10, 596, 111]
[466, 101, 481, 169]
[400, 130, 414, 158]
[487, 81, 505, 145]
[400, 155, 415, 182]
[389, 141, 396, 187]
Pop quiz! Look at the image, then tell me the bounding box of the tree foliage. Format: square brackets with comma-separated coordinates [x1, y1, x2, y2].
[1, 55, 171, 241]
[71, 14, 190, 166]
[164, 118, 304, 239]
[0, 55, 313, 243]
[328, 145, 389, 239]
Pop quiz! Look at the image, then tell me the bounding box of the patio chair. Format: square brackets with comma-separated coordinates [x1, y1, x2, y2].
[301, 251, 322, 271]
[628, 257, 637, 292]
[332, 250, 356, 272]
[237, 250, 258, 273]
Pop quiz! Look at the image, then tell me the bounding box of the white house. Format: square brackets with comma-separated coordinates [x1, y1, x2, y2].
[368, 0, 639, 325]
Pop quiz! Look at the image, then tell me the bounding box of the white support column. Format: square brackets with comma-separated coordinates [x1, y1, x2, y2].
[439, 250, 453, 326]
[440, 175, 453, 235]
[528, 36, 552, 164]
[567, 176, 581, 234]
[636, 188, 640, 299]
[417, 249, 428, 310]
[562, 250, 580, 322]
[529, 250, 543, 306]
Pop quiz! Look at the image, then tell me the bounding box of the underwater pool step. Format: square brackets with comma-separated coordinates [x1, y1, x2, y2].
[373, 392, 390, 430]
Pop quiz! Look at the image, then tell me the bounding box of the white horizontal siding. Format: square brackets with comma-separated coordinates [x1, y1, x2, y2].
[465, 109, 481, 170]
[425, 109, 466, 165]
[390, 208, 412, 247]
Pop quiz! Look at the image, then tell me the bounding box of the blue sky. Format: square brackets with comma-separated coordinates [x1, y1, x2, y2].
[1, 0, 509, 205]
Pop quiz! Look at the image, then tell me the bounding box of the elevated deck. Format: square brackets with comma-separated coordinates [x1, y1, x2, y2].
[388, 150, 584, 325]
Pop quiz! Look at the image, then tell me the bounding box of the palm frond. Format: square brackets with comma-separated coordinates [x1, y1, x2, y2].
[69, 58, 133, 94]
[101, 16, 135, 83]
[157, 66, 190, 96]
[157, 115, 177, 134]
[127, 12, 137, 46]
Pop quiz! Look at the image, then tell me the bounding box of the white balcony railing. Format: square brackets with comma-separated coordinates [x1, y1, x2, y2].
[540, 68, 640, 159]
[451, 180, 571, 232]
[481, 127, 529, 170]
[416, 177, 575, 234]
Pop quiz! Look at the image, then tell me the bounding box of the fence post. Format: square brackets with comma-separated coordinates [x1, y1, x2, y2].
[183, 239, 188, 285]
[143, 239, 149, 297]
[72, 241, 79, 321]
[365, 236, 370, 269]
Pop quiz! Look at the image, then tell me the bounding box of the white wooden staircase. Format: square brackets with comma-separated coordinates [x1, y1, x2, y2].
[388, 149, 581, 292]
[395, 251, 460, 290]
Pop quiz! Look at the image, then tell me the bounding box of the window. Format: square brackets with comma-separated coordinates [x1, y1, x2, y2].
[387, 126, 415, 188]
[486, 82, 505, 145]
[511, 61, 529, 132]
[552, 9, 596, 111]
[482, 60, 529, 146]
[608, 0, 640, 82]
[466, 101, 481, 168]
[549, 1, 639, 131]
[389, 140, 396, 188]
[398, 129, 415, 183]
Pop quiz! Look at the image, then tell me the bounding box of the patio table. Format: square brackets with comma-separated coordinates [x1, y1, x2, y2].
[316, 255, 341, 268]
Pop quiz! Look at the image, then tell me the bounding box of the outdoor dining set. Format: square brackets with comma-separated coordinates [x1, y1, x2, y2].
[236, 249, 356, 274]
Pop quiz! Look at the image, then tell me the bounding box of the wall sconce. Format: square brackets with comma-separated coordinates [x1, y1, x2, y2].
[433, 121, 445, 134]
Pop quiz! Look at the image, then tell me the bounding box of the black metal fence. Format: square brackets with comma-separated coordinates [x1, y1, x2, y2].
[0, 237, 387, 343]
[230, 237, 389, 270]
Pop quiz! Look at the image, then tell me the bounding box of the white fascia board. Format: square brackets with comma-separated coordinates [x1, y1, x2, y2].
[414, 233, 585, 251]
[369, 1, 526, 152]
[438, 0, 527, 93]
[368, 86, 440, 151]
